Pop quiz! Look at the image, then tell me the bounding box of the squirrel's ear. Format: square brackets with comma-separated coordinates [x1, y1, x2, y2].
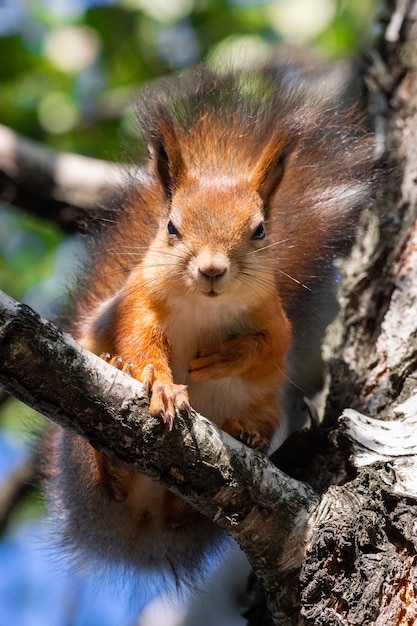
[251, 136, 296, 204]
[148, 117, 186, 199]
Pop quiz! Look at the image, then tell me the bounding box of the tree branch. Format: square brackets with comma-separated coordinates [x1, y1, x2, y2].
[0, 124, 128, 231]
[0, 289, 319, 624]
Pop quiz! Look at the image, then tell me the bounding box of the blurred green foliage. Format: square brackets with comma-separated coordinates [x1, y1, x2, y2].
[0, 0, 378, 436]
[1, 0, 378, 158]
[0, 210, 62, 302]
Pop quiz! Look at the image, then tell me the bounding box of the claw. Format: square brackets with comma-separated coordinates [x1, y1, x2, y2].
[223, 419, 269, 453]
[100, 353, 135, 376]
[179, 401, 192, 417]
[111, 355, 124, 369]
[148, 378, 191, 430]
[142, 364, 155, 396]
[173, 384, 191, 416]
[166, 412, 175, 431]
[99, 355, 183, 431]
[124, 361, 135, 375]
[158, 407, 174, 431]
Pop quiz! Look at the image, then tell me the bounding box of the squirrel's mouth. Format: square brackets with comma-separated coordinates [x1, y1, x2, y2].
[203, 289, 221, 298]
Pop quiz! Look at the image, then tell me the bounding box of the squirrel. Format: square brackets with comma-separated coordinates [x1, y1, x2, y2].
[42, 65, 375, 582]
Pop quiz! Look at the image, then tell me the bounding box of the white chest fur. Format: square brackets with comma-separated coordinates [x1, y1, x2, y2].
[164, 295, 257, 425]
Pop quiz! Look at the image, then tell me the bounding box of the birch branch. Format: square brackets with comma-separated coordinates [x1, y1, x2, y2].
[0, 123, 129, 230]
[0, 288, 319, 624]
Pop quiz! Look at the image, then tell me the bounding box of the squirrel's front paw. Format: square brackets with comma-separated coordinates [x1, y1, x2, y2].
[189, 348, 233, 381]
[101, 352, 136, 375]
[142, 364, 191, 430]
[222, 419, 270, 453]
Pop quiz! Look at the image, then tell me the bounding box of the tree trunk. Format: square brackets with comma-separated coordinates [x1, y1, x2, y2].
[283, 1, 417, 623]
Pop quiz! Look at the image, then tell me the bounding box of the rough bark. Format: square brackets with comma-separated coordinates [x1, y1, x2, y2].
[292, 1, 417, 624]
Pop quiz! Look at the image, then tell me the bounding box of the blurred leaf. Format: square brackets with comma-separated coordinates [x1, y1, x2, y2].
[0, 206, 64, 302]
[0, 398, 46, 436]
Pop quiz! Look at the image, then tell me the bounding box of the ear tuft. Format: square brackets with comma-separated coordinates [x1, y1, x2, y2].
[251, 135, 297, 204]
[148, 116, 186, 199]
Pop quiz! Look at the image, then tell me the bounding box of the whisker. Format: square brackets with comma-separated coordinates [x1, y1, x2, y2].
[240, 270, 276, 291]
[139, 263, 187, 270]
[117, 270, 188, 302]
[105, 247, 190, 263]
[279, 368, 310, 396]
[246, 235, 303, 255]
[105, 247, 149, 253]
[81, 267, 131, 285]
[275, 268, 312, 292]
[96, 218, 118, 224]
[241, 258, 313, 293]
[238, 272, 276, 299]
[235, 274, 267, 301]
[247, 226, 329, 256]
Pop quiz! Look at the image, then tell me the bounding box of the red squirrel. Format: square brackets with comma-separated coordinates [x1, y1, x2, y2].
[43, 66, 375, 580]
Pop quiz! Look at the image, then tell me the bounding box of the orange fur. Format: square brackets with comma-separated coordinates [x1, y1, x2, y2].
[103, 177, 292, 440]
[44, 66, 376, 579]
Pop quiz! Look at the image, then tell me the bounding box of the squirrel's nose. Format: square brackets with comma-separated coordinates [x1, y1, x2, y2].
[198, 264, 227, 280]
[196, 249, 229, 281]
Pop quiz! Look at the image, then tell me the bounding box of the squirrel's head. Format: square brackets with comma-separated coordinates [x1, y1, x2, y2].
[141, 80, 297, 301]
[164, 178, 271, 299]
[145, 119, 294, 301]
[138, 69, 376, 303]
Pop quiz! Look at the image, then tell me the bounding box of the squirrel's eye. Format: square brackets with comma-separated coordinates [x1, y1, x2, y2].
[167, 219, 180, 237]
[251, 222, 266, 240]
